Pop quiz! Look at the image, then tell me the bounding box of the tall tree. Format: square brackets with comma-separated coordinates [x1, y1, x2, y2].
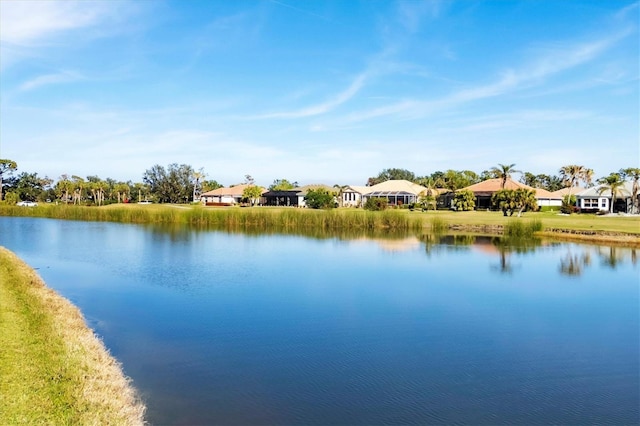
[114, 182, 131, 203]
[130, 182, 149, 203]
[520, 173, 564, 191]
[620, 167, 640, 214]
[201, 179, 223, 192]
[192, 169, 205, 203]
[520, 172, 541, 188]
[10, 172, 49, 202]
[143, 163, 195, 203]
[559, 165, 594, 200]
[367, 168, 416, 185]
[441, 169, 480, 191]
[490, 163, 520, 189]
[55, 175, 73, 203]
[269, 179, 297, 191]
[242, 185, 263, 206]
[597, 173, 625, 213]
[71, 175, 86, 205]
[0, 159, 17, 201]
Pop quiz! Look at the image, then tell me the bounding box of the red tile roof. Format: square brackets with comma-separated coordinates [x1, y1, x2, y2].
[201, 184, 265, 197]
[462, 178, 556, 199]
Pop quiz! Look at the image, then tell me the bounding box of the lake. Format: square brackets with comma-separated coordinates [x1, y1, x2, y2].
[0, 217, 638, 425]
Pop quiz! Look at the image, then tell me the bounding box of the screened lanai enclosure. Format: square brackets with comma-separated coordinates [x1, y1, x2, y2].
[261, 190, 300, 207]
[364, 190, 420, 206]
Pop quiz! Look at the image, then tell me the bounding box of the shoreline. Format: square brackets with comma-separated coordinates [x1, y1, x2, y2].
[0, 247, 145, 424]
[1, 204, 639, 247]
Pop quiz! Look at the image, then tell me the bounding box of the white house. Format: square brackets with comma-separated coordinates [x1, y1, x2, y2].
[548, 187, 586, 207]
[575, 181, 636, 213]
[341, 185, 369, 207]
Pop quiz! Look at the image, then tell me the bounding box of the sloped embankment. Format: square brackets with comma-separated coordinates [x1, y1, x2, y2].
[0, 247, 145, 425]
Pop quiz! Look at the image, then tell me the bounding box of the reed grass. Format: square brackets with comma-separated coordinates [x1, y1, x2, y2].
[504, 219, 543, 238]
[430, 216, 448, 233]
[0, 205, 418, 231]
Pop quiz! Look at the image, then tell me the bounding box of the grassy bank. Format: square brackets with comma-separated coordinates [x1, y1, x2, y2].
[0, 247, 145, 425]
[1, 204, 639, 242]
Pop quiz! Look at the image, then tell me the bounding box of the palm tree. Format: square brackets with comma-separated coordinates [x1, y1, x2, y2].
[620, 167, 640, 214]
[333, 184, 348, 208]
[597, 173, 625, 213]
[418, 178, 441, 210]
[71, 175, 85, 205]
[490, 163, 520, 189]
[559, 165, 593, 201]
[192, 170, 205, 203]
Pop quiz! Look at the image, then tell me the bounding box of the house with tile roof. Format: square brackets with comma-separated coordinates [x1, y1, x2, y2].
[200, 184, 266, 206]
[461, 178, 561, 209]
[575, 181, 636, 213]
[362, 180, 430, 207]
[549, 186, 586, 199]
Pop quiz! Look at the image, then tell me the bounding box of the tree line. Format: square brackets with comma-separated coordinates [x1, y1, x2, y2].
[0, 159, 638, 214]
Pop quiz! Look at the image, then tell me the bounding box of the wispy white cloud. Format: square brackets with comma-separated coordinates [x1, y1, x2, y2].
[0, 0, 140, 71]
[339, 29, 633, 124]
[441, 109, 594, 133]
[252, 73, 368, 119]
[0, 1, 110, 45]
[19, 71, 84, 91]
[396, 0, 447, 32]
[615, 1, 639, 20]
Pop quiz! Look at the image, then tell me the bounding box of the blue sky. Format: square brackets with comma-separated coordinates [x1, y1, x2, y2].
[1, 0, 638, 186]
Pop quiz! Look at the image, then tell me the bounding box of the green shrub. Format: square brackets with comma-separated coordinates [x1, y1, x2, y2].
[2, 192, 19, 205]
[364, 197, 388, 211]
[304, 188, 336, 209]
[453, 190, 475, 211]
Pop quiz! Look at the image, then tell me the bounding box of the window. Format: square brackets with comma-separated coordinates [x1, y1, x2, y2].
[583, 199, 599, 208]
[600, 198, 607, 208]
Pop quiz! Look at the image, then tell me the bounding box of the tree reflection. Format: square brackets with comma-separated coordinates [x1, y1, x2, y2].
[490, 236, 541, 274]
[598, 246, 624, 269]
[419, 233, 476, 257]
[559, 251, 592, 276]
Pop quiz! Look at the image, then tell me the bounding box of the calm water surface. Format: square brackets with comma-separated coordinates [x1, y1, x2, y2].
[0, 217, 638, 425]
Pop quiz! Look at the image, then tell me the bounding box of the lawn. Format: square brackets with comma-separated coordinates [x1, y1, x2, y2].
[0, 247, 145, 425]
[404, 209, 640, 234]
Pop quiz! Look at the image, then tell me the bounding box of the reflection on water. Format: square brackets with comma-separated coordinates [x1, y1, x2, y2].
[560, 251, 592, 276]
[144, 222, 414, 242]
[0, 217, 637, 425]
[145, 223, 638, 277]
[559, 246, 638, 276]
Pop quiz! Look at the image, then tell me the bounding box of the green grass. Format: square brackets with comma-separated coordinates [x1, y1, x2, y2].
[1, 204, 639, 237]
[504, 219, 543, 238]
[407, 209, 640, 235]
[0, 247, 145, 425]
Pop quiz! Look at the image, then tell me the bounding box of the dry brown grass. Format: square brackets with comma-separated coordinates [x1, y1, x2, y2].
[0, 247, 145, 425]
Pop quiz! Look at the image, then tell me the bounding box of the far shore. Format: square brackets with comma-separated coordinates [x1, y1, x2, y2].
[1, 203, 639, 247]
